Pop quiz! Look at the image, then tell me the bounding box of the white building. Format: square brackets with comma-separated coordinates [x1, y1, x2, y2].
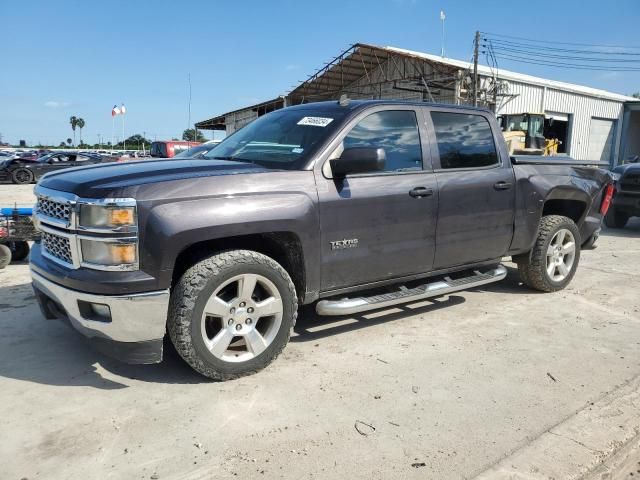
[196, 43, 640, 165]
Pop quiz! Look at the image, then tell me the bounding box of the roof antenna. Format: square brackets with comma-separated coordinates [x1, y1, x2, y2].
[338, 94, 350, 106]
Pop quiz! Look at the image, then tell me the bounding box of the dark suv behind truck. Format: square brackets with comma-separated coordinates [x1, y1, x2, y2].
[605, 158, 640, 228]
[30, 100, 613, 380]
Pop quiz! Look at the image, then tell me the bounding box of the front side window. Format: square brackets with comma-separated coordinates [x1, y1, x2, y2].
[342, 110, 422, 172]
[430, 112, 499, 169]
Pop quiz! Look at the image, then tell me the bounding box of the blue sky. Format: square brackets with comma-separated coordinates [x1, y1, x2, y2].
[1, 0, 639, 146]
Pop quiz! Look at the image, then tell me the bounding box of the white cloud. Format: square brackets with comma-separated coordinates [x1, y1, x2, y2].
[44, 101, 70, 108]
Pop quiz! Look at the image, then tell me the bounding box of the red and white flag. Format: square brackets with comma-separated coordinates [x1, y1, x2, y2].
[112, 105, 121, 116]
[120, 103, 126, 115]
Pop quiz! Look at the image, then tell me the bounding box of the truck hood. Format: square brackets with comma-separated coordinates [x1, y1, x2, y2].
[37, 159, 274, 198]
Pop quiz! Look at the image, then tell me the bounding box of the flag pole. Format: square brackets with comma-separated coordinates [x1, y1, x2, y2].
[122, 114, 125, 151]
[111, 115, 115, 154]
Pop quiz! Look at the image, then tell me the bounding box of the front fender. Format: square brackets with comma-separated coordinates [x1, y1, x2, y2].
[141, 192, 320, 293]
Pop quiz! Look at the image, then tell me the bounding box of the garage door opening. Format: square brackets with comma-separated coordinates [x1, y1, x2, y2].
[621, 108, 640, 164]
[588, 117, 616, 164]
[544, 112, 570, 154]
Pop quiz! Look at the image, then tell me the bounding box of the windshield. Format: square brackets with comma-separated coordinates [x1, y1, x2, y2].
[202, 108, 348, 169]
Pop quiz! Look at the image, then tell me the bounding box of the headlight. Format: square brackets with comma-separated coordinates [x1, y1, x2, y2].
[80, 239, 137, 267]
[79, 204, 136, 230]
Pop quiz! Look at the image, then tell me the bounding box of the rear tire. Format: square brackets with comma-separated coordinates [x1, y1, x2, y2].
[0, 244, 11, 269]
[604, 208, 629, 229]
[517, 215, 581, 293]
[8, 241, 30, 261]
[11, 168, 34, 184]
[168, 250, 298, 381]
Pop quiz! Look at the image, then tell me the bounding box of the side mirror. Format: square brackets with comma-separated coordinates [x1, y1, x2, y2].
[330, 147, 386, 178]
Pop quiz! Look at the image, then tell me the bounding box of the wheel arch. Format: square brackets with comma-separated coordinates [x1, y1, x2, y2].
[171, 232, 307, 304]
[542, 187, 591, 226]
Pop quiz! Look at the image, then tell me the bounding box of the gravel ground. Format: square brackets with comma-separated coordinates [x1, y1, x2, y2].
[1, 183, 639, 479]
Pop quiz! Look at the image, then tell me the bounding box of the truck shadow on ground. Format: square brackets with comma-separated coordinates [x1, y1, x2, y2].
[292, 294, 466, 342]
[0, 266, 532, 388]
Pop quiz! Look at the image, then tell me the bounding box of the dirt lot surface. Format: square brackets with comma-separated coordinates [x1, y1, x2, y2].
[1, 184, 639, 479]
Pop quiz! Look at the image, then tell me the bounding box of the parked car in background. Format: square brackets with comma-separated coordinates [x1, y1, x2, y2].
[605, 155, 640, 228]
[150, 141, 201, 158]
[115, 151, 152, 162]
[173, 140, 221, 159]
[0, 152, 115, 184]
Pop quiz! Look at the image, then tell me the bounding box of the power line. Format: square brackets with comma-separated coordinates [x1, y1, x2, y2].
[490, 52, 640, 71]
[480, 31, 640, 49]
[487, 45, 640, 63]
[485, 38, 640, 56]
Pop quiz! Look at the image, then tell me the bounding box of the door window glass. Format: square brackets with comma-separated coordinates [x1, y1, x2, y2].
[431, 112, 499, 169]
[343, 110, 422, 172]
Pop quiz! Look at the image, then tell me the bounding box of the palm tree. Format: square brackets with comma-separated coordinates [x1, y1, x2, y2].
[76, 118, 85, 146]
[69, 116, 78, 146]
[66, 138, 72, 146]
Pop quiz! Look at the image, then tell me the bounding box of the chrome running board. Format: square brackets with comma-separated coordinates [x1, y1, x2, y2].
[315, 265, 507, 316]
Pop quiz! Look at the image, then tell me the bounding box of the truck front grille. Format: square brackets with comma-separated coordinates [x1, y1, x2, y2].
[37, 197, 71, 223]
[41, 231, 73, 265]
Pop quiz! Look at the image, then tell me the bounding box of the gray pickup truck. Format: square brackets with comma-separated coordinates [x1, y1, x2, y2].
[30, 100, 613, 380]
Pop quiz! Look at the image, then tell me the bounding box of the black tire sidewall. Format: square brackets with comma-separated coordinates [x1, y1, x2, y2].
[8, 241, 30, 261]
[541, 219, 581, 290]
[12, 168, 34, 184]
[604, 208, 628, 229]
[189, 260, 295, 376]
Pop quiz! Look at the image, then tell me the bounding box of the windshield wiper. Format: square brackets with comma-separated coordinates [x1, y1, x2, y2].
[210, 156, 256, 164]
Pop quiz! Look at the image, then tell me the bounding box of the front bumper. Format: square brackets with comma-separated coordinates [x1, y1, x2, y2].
[31, 270, 169, 364]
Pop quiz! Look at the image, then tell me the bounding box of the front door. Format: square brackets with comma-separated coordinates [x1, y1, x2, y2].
[425, 109, 515, 269]
[315, 107, 438, 292]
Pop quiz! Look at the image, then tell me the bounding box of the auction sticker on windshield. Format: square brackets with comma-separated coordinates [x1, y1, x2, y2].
[297, 117, 334, 127]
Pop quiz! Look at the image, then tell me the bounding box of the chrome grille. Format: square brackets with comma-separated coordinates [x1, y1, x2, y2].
[41, 231, 73, 265]
[37, 197, 71, 223]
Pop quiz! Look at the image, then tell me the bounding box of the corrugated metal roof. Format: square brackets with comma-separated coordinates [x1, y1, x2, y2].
[384, 46, 638, 103]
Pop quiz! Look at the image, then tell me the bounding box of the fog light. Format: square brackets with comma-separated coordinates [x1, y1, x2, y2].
[78, 300, 112, 322]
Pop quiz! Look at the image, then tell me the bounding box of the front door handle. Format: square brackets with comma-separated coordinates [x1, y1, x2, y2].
[409, 187, 434, 198]
[494, 181, 512, 191]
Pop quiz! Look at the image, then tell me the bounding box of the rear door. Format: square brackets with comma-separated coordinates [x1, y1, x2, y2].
[425, 108, 515, 269]
[315, 106, 438, 292]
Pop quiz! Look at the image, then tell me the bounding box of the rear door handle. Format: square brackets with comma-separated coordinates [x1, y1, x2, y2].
[409, 187, 434, 198]
[494, 181, 512, 191]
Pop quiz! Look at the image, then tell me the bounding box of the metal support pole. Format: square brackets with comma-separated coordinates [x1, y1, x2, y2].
[473, 31, 480, 107]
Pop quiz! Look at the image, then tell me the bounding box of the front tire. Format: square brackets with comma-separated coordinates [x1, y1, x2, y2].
[604, 208, 629, 229]
[168, 250, 298, 380]
[11, 168, 34, 184]
[517, 215, 581, 292]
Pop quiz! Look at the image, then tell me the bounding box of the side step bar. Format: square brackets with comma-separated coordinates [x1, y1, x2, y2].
[315, 265, 507, 316]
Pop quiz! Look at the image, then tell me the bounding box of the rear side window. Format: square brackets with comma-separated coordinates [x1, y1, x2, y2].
[430, 112, 499, 169]
[343, 110, 422, 172]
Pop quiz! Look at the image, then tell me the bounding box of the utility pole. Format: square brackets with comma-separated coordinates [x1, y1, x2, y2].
[473, 30, 480, 107]
[440, 11, 446, 57]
